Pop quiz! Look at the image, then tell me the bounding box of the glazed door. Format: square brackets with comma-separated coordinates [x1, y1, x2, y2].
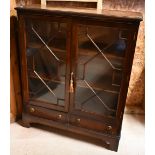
[70, 23, 130, 119]
[23, 17, 71, 112]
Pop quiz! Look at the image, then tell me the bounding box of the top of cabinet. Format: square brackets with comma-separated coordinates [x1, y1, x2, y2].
[15, 4, 143, 22]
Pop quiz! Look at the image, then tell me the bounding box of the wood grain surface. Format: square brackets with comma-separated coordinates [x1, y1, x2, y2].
[10, 0, 22, 122]
[11, 0, 144, 121]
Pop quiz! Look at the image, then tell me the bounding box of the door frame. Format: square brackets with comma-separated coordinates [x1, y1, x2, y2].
[69, 18, 137, 124]
[18, 13, 72, 112]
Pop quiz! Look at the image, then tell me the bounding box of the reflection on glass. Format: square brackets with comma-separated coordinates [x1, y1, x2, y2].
[26, 20, 67, 106]
[75, 25, 128, 117]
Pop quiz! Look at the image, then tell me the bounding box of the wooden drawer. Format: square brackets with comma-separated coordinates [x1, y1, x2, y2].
[26, 105, 67, 123]
[69, 115, 115, 134]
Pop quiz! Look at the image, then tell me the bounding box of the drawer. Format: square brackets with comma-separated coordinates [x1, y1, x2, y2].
[26, 105, 67, 123]
[69, 115, 115, 134]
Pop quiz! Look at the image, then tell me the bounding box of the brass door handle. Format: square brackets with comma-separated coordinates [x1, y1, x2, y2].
[58, 114, 62, 119]
[30, 107, 35, 113]
[107, 126, 112, 130]
[77, 118, 80, 122]
[70, 72, 74, 93]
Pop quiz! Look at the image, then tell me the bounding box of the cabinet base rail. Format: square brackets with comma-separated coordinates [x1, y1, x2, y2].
[22, 112, 120, 152]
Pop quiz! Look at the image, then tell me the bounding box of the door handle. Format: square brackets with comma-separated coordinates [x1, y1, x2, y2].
[70, 72, 74, 93]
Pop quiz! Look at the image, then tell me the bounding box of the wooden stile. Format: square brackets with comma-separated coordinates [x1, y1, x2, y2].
[41, 0, 103, 10]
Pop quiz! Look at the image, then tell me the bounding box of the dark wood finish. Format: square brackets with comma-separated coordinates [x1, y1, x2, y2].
[15, 5, 142, 152]
[10, 16, 23, 118]
[25, 104, 68, 123]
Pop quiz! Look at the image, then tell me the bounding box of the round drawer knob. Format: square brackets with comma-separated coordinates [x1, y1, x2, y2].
[107, 126, 112, 130]
[58, 114, 62, 119]
[77, 118, 81, 122]
[106, 141, 110, 145]
[30, 107, 35, 113]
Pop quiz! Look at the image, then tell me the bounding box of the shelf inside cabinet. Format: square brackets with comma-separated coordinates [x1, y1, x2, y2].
[28, 69, 120, 95]
[76, 80, 120, 94]
[27, 42, 124, 63]
[78, 48, 124, 61]
[27, 42, 66, 53]
[28, 70, 65, 84]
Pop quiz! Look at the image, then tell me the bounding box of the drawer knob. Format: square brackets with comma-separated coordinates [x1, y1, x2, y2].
[107, 126, 112, 130]
[106, 141, 110, 145]
[30, 107, 35, 113]
[77, 118, 81, 122]
[58, 114, 62, 119]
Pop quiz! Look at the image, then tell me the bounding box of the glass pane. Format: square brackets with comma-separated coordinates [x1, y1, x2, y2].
[74, 25, 128, 117]
[26, 19, 67, 107]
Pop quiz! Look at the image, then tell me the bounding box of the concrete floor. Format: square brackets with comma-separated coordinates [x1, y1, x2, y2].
[10, 114, 144, 155]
